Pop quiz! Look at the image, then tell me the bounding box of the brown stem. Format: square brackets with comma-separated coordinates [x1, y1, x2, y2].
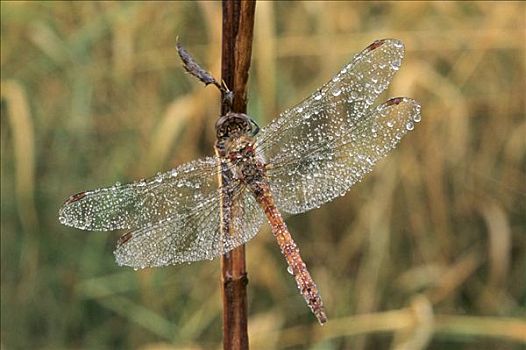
[220, 1, 256, 349]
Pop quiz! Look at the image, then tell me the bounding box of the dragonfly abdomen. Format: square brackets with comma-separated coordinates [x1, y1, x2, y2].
[254, 184, 327, 324]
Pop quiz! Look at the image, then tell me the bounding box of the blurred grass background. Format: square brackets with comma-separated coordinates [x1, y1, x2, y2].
[1, 1, 525, 349]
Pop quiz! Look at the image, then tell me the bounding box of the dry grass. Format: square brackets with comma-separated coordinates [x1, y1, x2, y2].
[1, 1, 525, 349]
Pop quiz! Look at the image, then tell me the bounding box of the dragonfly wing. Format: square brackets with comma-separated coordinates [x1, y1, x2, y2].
[59, 156, 266, 267]
[255, 39, 419, 214]
[256, 38, 405, 160]
[59, 157, 222, 231]
[113, 180, 265, 267]
[264, 94, 421, 214]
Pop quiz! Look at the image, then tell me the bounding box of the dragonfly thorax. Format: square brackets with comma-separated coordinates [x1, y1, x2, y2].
[221, 134, 266, 185]
[226, 136, 255, 161]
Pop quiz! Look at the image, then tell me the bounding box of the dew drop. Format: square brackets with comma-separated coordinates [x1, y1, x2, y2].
[387, 121, 394, 128]
[287, 266, 294, 275]
[391, 58, 402, 70]
[405, 121, 414, 130]
[314, 93, 322, 101]
[413, 114, 421, 122]
[331, 88, 342, 97]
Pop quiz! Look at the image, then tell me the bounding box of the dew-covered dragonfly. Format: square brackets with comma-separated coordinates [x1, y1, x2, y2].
[59, 39, 421, 324]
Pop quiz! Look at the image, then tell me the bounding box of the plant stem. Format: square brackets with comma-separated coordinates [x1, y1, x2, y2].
[220, 1, 256, 349]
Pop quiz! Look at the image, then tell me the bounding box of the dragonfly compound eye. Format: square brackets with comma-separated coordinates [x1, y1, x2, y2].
[248, 117, 260, 136]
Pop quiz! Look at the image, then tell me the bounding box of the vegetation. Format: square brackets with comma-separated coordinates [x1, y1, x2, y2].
[1, 2, 525, 349]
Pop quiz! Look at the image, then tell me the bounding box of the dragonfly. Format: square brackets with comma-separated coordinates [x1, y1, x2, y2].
[59, 38, 421, 325]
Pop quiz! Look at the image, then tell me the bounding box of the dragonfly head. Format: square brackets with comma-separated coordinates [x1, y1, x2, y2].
[216, 112, 259, 140]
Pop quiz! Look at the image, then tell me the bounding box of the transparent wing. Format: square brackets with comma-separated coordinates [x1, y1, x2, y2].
[256, 39, 405, 158]
[267, 97, 420, 213]
[254, 39, 421, 214]
[59, 156, 266, 267]
[256, 39, 419, 213]
[114, 179, 265, 267]
[265, 97, 421, 214]
[59, 157, 222, 231]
